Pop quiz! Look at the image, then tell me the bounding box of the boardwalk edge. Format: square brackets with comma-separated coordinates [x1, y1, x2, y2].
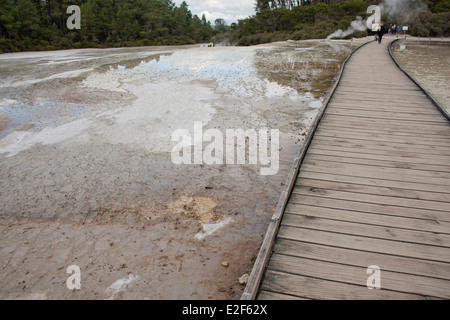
[240, 39, 374, 300]
[388, 38, 450, 121]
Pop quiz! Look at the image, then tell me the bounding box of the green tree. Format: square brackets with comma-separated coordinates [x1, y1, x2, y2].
[17, 0, 40, 37]
[0, 0, 20, 38]
[214, 18, 227, 31]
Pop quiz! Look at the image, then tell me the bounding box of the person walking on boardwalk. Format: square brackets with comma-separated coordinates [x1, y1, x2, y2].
[377, 24, 386, 44]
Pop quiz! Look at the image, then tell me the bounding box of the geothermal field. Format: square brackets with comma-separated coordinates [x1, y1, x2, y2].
[0, 39, 365, 299]
[392, 40, 450, 112]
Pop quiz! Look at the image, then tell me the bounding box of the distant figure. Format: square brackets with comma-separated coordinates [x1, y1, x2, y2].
[208, 42, 214, 47]
[392, 24, 396, 35]
[377, 24, 386, 44]
[396, 25, 401, 36]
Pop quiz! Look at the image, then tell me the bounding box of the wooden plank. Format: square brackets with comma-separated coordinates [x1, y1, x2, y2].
[336, 85, 420, 92]
[320, 122, 450, 136]
[332, 94, 431, 104]
[314, 130, 450, 147]
[292, 184, 450, 212]
[331, 94, 432, 104]
[330, 94, 438, 104]
[321, 115, 450, 131]
[324, 109, 450, 123]
[327, 109, 443, 119]
[285, 203, 450, 234]
[289, 194, 450, 222]
[318, 123, 450, 136]
[300, 162, 450, 187]
[326, 107, 445, 119]
[274, 239, 450, 280]
[335, 88, 425, 97]
[257, 290, 308, 300]
[312, 136, 450, 155]
[306, 147, 450, 168]
[281, 213, 450, 247]
[329, 98, 435, 108]
[260, 270, 428, 300]
[325, 109, 448, 123]
[338, 79, 420, 87]
[315, 124, 450, 140]
[295, 176, 450, 203]
[298, 170, 450, 194]
[268, 254, 450, 299]
[278, 225, 450, 263]
[308, 141, 450, 160]
[320, 115, 450, 129]
[305, 153, 450, 173]
[306, 143, 450, 165]
[333, 93, 428, 100]
[328, 102, 443, 113]
[322, 112, 450, 126]
[329, 99, 439, 108]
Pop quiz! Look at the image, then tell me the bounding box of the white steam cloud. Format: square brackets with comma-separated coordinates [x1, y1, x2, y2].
[379, 0, 427, 23]
[326, 0, 428, 39]
[326, 16, 367, 40]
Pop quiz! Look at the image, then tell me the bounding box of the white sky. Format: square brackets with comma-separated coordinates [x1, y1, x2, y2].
[173, 0, 256, 24]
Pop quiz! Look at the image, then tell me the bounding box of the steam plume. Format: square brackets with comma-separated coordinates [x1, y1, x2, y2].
[326, 16, 367, 40]
[326, 0, 428, 39]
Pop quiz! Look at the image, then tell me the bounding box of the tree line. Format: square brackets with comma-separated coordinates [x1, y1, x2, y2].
[214, 0, 450, 46]
[0, 0, 216, 53]
[1, 0, 449, 52]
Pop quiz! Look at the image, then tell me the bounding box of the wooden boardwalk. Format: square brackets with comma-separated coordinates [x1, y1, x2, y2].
[244, 40, 450, 300]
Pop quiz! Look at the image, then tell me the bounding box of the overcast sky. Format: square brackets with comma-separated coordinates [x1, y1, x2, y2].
[173, 0, 256, 25]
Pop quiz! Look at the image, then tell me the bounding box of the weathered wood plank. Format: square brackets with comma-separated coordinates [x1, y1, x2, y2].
[315, 124, 450, 140]
[289, 194, 450, 222]
[320, 115, 450, 131]
[325, 109, 448, 123]
[307, 142, 450, 161]
[285, 203, 450, 234]
[300, 162, 450, 187]
[330, 94, 434, 104]
[257, 290, 308, 300]
[303, 158, 450, 179]
[298, 170, 450, 194]
[278, 225, 450, 263]
[295, 177, 450, 203]
[335, 88, 424, 96]
[320, 115, 450, 129]
[260, 270, 429, 300]
[281, 213, 450, 247]
[327, 102, 444, 113]
[268, 254, 450, 299]
[273, 240, 450, 280]
[292, 184, 450, 212]
[306, 148, 450, 169]
[314, 130, 450, 147]
[305, 153, 450, 173]
[310, 137, 450, 155]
